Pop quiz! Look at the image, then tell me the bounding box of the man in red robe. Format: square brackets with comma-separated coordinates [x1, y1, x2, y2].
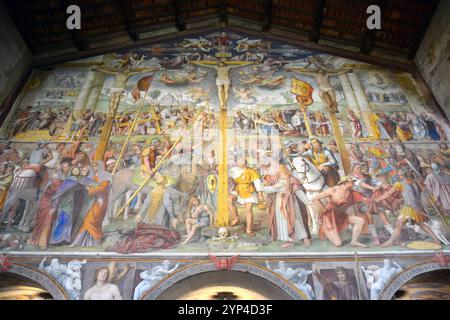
[311, 176, 368, 248]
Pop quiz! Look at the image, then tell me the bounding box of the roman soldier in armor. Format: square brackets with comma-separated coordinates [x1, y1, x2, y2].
[302, 138, 340, 187]
[23, 140, 53, 190]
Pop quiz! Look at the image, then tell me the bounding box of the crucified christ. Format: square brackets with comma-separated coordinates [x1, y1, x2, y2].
[91, 64, 159, 161]
[93, 65, 159, 115]
[191, 60, 254, 110]
[286, 67, 352, 113]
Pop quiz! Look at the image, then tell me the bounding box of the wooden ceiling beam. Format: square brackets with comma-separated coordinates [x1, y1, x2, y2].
[220, 0, 228, 25]
[360, 0, 385, 54]
[262, 0, 273, 31]
[173, 0, 186, 31]
[120, 0, 139, 41]
[3, 0, 435, 59]
[311, 0, 325, 42]
[62, 0, 87, 51]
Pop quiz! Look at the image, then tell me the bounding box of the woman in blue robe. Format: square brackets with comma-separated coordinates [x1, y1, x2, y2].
[49, 167, 92, 246]
[424, 115, 441, 141]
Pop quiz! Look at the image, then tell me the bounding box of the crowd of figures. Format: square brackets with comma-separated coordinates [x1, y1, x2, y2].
[0, 125, 450, 252]
[11, 106, 72, 137]
[0, 140, 113, 249]
[111, 106, 216, 137]
[9, 83, 444, 145]
[232, 108, 445, 142]
[9, 104, 218, 141]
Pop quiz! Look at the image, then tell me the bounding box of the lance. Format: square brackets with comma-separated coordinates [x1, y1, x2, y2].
[114, 136, 183, 218]
[426, 194, 450, 230]
[280, 142, 296, 169]
[355, 252, 362, 300]
[112, 76, 154, 175]
[111, 92, 149, 174]
[391, 159, 448, 229]
[403, 158, 423, 180]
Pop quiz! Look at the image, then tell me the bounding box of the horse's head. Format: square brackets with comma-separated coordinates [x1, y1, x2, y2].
[292, 156, 323, 187]
[292, 156, 309, 175]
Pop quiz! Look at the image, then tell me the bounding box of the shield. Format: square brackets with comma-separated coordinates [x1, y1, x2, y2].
[207, 174, 217, 194]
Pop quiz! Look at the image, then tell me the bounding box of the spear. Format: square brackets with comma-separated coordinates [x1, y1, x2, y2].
[114, 136, 183, 218]
[426, 195, 450, 230]
[280, 141, 295, 169]
[112, 75, 154, 175]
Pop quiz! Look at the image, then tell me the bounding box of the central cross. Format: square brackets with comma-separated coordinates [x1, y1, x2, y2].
[191, 57, 254, 226]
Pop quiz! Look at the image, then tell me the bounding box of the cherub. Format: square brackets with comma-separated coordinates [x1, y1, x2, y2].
[209, 254, 240, 270]
[187, 87, 210, 102]
[233, 86, 255, 103]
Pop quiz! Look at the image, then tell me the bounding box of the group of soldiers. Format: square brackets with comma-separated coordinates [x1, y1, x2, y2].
[233, 109, 333, 137]
[224, 133, 449, 248]
[1, 116, 449, 251]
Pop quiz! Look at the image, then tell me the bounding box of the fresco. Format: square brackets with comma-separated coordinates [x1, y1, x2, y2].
[7, 254, 437, 300]
[0, 30, 449, 257]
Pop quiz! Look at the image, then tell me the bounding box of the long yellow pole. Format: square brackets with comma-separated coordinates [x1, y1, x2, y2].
[216, 107, 229, 227]
[299, 104, 313, 138]
[112, 90, 150, 174]
[113, 136, 183, 218]
[328, 111, 351, 175]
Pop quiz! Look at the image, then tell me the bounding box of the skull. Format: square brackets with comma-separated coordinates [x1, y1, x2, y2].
[218, 227, 229, 240]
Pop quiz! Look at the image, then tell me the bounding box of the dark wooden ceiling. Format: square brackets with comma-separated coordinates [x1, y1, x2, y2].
[3, 0, 440, 60]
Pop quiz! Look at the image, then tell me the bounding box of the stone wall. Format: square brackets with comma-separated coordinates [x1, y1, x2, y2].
[415, 0, 450, 118]
[0, 3, 31, 108]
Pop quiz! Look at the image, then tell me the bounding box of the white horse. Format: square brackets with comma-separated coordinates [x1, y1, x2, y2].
[0, 168, 39, 232]
[292, 156, 327, 235]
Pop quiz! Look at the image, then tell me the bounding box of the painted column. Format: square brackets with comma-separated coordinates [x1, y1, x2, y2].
[62, 70, 97, 136]
[339, 74, 360, 113]
[86, 72, 106, 112]
[347, 72, 374, 136]
[93, 90, 123, 161]
[74, 70, 97, 116]
[328, 111, 351, 174]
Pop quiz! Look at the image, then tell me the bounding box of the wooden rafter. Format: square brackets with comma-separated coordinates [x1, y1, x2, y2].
[173, 0, 186, 31]
[220, 0, 228, 25]
[1, 0, 441, 59]
[360, 0, 385, 54]
[62, 0, 86, 51]
[312, 0, 325, 43]
[262, 0, 273, 31]
[120, 0, 139, 41]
